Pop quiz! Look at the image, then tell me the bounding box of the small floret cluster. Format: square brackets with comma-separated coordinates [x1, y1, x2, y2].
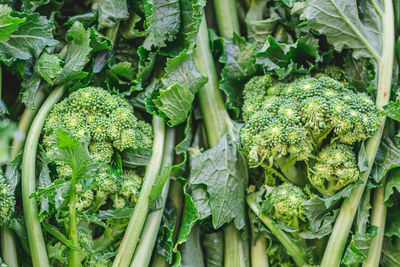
[42, 87, 152, 210]
[241, 75, 379, 196]
[268, 183, 309, 230]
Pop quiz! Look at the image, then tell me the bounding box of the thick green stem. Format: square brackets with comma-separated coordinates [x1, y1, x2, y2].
[68, 167, 81, 267]
[321, 1, 394, 266]
[22, 85, 66, 267]
[214, 0, 240, 38]
[250, 235, 269, 267]
[246, 195, 308, 266]
[194, 11, 248, 267]
[362, 175, 388, 267]
[130, 128, 176, 267]
[249, 211, 269, 267]
[112, 117, 165, 267]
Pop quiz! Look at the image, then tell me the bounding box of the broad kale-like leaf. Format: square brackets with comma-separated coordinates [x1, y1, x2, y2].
[381, 238, 400, 267]
[294, 0, 382, 61]
[0, 5, 25, 42]
[93, 0, 128, 29]
[54, 21, 92, 85]
[189, 134, 248, 230]
[219, 34, 259, 115]
[153, 50, 207, 126]
[34, 52, 63, 85]
[143, 0, 181, 49]
[0, 12, 58, 64]
[385, 207, 400, 238]
[53, 130, 100, 182]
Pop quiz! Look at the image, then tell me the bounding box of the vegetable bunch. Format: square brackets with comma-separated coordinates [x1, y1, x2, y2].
[1, 0, 400, 266]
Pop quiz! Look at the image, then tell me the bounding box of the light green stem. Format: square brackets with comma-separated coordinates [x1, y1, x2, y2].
[131, 128, 176, 267]
[320, 1, 394, 266]
[362, 175, 388, 267]
[249, 212, 269, 267]
[69, 164, 81, 267]
[214, 0, 240, 38]
[22, 85, 66, 267]
[112, 117, 165, 267]
[195, 11, 248, 267]
[246, 195, 308, 266]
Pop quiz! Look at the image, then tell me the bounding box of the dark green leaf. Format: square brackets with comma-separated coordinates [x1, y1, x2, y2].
[143, 0, 181, 50]
[34, 52, 62, 85]
[189, 134, 248, 229]
[149, 166, 172, 206]
[256, 34, 319, 78]
[371, 136, 400, 184]
[294, 0, 382, 61]
[358, 141, 369, 172]
[245, 0, 280, 45]
[0, 4, 25, 42]
[155, 200, 177, 263]
[202, 231, 224, 267]
[5, 152, 22, 192]
[121, 148, 151, 167]
[381, 238, 400, 267]
[53, 130, 100, 182]
[54, 21, 92, 85]
[0, 120, 16, 165]
[0, 13, 58, 64]
[42, 223, 77, 249]
[385, 207, 400, 238]
[219, 34, 259, 115]
[93, 0, 128, 29]
[385, 168, 400, 204]
[176, 224, 205, 267]
[89, 28, 112, 52]
[153, 84, 195, 127]
[21, 73, 42, 108]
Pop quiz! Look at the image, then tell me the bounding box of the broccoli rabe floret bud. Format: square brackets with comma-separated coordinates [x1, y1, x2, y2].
[309, 143, 359, 196]
[267, 183, 309, 230]
[241, 74, 379, 193]
[42, 87, 153, 173]
[0, 174, 15, 226]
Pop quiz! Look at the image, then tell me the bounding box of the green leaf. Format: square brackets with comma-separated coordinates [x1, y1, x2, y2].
[153, 50, 207, 126]
[93, 0, 128, 29]
[121, 148, 152, 167]
[189, 134, 248, 229]
[385, 167, 400, 205]
[34, 52, 63, 85]
[342, 230, 377, 265]
[5, 152, 22, 192]
[0, 12, 57, 64]
[202, 231, 224, 267]
[384, 97, 400, 122]
[245, 0, 281, 45]
[381, 238, 400, 267]
[176, 224, 205, 267]
[42, 223, 78, 249]
[0, 4, 25, 42]
[371, 136, 400, 184]
[143, 0, 181, 50]
[155, 200, 177, 263]
[179, 0, 205, 43]
[149, 166, 172, 206]
[154, 84, 195, 127]
[162, 50, 208, 94]
[294, 0, 382, 61]
[219, 34, 259, 115]
[54, 21, 92, 85]
[53, 130, 100, 182]
[257, 34, 319, 77]
[21, 73, 42, 108]
[89, 28, 112, 52]
[174, 185, 200, 249]
[385, 207, 400, 238]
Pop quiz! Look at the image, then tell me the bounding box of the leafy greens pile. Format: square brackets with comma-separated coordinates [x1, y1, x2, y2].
[0, 0, 400, 266]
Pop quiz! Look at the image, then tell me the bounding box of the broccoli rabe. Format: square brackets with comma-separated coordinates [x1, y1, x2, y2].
[241, 75, 379, 194]
[38, 87, 152, 265]
[268, 183, 309, 230]
[0, 173, 15, 226]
